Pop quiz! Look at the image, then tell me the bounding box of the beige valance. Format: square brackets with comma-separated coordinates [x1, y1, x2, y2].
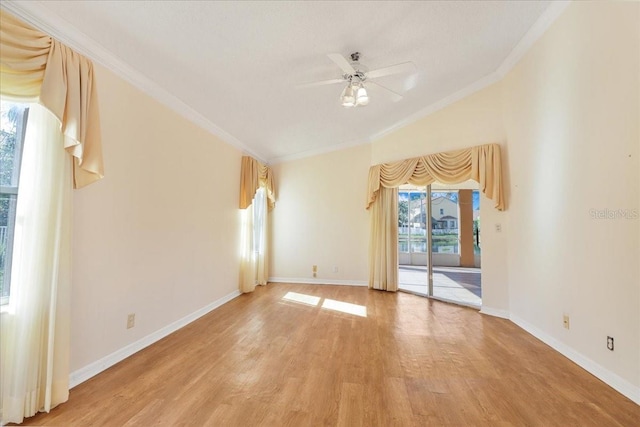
[366, 143, 505, 211]
[0, 11, 104, 188]
[239, 156, 275, 210]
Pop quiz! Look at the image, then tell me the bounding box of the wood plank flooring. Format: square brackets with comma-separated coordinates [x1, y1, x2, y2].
[20, 283, 640, 426]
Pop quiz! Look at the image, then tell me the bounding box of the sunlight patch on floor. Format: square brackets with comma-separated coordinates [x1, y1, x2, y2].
[282, 291, 321, 306]
[321, 298, 367, 317]
[281, 292, 367, 317]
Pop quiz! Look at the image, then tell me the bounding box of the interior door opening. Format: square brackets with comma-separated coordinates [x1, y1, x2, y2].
[398, 182, 482, 308]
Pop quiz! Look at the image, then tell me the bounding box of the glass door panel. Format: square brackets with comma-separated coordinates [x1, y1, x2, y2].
[430, 188, 482, 307]
[398, 186, 429, 296]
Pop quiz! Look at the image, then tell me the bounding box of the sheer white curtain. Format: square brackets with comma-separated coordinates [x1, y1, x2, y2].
[239, 186, 268, 293]
[0, 103, 72, 424]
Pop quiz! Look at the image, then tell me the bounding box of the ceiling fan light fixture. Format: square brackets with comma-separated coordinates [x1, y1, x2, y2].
[340, 84, 356, 107]
[355, 84, 369, 106]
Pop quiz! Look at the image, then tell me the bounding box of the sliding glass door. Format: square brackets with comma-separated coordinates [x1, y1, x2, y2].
[399, 184, 482, 307]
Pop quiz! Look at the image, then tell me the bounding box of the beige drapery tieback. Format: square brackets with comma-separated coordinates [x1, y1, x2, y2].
[0, 11, 104, 188]
[366, 143, 505, 211]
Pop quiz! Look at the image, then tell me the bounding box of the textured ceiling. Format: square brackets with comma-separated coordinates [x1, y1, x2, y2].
[6, 1, 554, 163]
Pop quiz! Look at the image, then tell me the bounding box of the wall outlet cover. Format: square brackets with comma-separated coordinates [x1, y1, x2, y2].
[127, 313, 135, 329]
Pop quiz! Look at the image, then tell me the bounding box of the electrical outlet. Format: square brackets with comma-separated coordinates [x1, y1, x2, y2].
[127, 313, 135, 329]
[312, 265, 317, 277]
[562, 314, 570, 330]
[333, 266, 339, 273]
[607, 336, 614, 351]
[495, 223, 502, 232]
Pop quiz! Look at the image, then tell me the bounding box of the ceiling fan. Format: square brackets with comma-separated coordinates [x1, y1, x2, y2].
[298, 52, 416, 108]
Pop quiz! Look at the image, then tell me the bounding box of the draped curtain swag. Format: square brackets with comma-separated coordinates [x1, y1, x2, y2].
[0, 11, 104, 188]
[367, 143, 505, 292]
[366, 143, 504, 211]
[239, 156, 276, 210]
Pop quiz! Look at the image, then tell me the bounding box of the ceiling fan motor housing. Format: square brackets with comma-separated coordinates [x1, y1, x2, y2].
[343, 71, 367, 83]
[344, 53, 368, 82]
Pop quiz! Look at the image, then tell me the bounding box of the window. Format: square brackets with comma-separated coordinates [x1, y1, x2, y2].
[0, 101, 29, 305]
[439, 208, 444, 215]
[252, 187, 266, 256]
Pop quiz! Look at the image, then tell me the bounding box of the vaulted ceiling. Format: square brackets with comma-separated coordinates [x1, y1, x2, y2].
[4, 1, 561, 163]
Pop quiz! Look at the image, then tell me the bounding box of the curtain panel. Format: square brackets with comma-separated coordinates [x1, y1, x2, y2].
[366, 143, 505, 211]
[0, 11, 104, 188]
[369, 187, 399, 291]
[0, 11, 104, 424]
[239, 156, 275, 211]
[239, 188, 269, 293]
[239, 157, 275, 292]
[0, 104, 73, 424]
[367, 143, 505, 292]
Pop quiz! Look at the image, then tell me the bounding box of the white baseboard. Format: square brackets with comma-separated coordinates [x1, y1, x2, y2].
[511, 314, 640, 405]
[268, 277, 368, 287]
[479, 306, 510, 319]
[69, 289, 241, 389]
[68, 286, 639, 406]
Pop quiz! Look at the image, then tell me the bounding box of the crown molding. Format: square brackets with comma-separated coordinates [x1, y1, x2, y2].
[496, 1, 571, 77]
[1, 1, 268, 164]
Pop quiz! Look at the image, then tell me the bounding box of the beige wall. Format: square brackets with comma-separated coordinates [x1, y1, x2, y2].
[270, 144, 371, 284]
[70, 64, 242, 372]
[502, 1, 639, 389]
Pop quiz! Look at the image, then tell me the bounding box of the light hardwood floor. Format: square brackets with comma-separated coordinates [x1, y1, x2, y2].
[21, 283, 639, 426]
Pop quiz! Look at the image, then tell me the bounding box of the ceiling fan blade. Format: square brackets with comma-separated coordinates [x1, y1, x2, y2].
[296, 78, 345, 89]
[327, 53, 356, 74]
[367, 81, 403, 102]
[366, 62, 416, 79]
